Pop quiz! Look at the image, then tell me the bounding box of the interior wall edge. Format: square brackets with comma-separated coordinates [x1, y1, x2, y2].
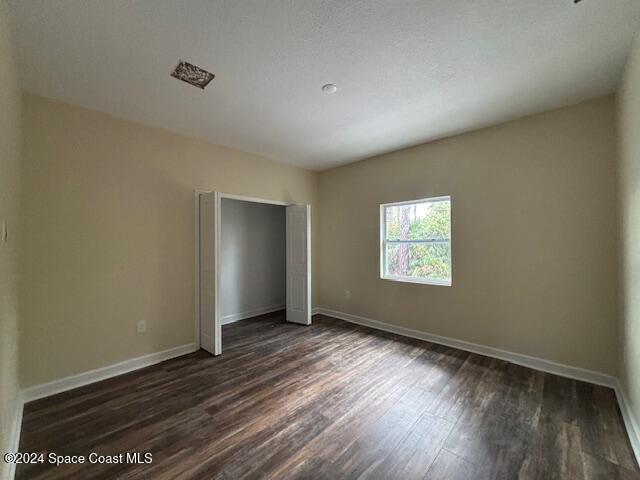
[5, 397, 23, 480]
[614, 380, 640, 466]
[22, 308, 617, 398]
[221, 304, 286, 325]
[21, 343, 198, 403]
[314, 308, 616, 387]
[615, 32, 640, 472]
[317, 94, 615, 175]
[18, 307, 319, 405]
[313, 307, 640, 464]
[0, 0, 22, 478]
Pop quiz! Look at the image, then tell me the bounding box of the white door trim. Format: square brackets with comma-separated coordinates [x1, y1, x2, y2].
[217, 192, 289, 207]
[286, 204, 312, 325]
[195, 191, 308, 354]
[213, 191, 222, 354]
[193, 189, 210, 349]
[196, 191, 220, 355]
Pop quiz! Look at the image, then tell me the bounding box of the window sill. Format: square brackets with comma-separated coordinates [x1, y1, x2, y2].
[381, 275, 452, 287]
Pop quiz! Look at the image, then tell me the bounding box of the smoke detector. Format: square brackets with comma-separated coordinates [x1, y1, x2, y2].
[171, 60, 215, 90]
[322, 83, 338, 94]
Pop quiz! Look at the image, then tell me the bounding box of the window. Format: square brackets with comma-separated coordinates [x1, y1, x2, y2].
[380, 196, 452, 286]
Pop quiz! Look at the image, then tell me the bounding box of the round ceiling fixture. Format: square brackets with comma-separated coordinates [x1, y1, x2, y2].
[322, 83, 338, 94]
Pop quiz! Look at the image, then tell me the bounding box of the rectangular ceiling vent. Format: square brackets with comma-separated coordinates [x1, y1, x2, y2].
[171, 60, 215, 90]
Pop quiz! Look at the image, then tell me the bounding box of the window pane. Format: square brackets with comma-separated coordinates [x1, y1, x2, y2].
[385, 242, 451, 282]
[385, 200, 450, 241]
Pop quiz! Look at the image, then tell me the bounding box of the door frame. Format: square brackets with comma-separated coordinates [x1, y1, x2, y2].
[286, 204, 312, 325]
[194, 191, 295, 352]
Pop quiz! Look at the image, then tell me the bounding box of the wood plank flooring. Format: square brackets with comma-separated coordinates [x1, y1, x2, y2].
[16, 312, 639, 479]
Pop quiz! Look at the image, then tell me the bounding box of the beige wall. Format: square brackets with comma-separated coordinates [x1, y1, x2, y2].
[20, 94, 318, 387]
[318, 96, 618, 375]
[0, 0, 21, 476]
[617, 37, 640, 442]
[14, 63, 624, 393]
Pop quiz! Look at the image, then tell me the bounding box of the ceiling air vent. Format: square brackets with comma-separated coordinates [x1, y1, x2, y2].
[171, 60, 215, 90]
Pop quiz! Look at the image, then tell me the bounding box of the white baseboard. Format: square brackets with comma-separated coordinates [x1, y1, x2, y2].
[12, 309, 639, 471]
[315, 308, 640, 464]
[21, 343, 198, 403]
[5, 395, 24, 480]
[315, 308, 617, 388]
[316, 308, 640, 464]
[221, 304, 285, 325]
[614, 381, 640, 465]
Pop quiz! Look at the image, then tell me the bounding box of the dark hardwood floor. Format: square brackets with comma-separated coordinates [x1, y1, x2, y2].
[17, 312, 638, 479]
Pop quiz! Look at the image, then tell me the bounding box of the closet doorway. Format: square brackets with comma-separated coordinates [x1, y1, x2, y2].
[195, 192, 311, 355]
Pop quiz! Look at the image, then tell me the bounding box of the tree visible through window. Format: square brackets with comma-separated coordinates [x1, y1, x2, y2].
[381, 196, 451, 285]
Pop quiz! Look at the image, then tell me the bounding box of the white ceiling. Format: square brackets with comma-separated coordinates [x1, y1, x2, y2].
[8, 0, 640, 171]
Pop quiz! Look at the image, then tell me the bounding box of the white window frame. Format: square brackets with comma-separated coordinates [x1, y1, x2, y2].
[380, 195, 452, 287]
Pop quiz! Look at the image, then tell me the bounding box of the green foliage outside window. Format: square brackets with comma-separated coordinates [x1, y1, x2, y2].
[385, 200, 451, 281]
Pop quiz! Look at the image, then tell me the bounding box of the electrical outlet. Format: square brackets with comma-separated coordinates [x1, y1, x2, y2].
[137, 320, 146, 333]
[345, 290, 351, 299]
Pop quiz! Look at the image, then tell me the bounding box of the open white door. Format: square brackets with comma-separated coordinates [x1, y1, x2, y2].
[199, 192, 221, 355]
[286, 205, 311, 325]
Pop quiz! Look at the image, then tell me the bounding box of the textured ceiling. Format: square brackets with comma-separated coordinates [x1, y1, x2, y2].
[8, 0, 640, 170]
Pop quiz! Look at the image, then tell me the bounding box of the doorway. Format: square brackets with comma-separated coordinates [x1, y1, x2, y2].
[195, 192, 311, 356]
[220, 198, 286, 326]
